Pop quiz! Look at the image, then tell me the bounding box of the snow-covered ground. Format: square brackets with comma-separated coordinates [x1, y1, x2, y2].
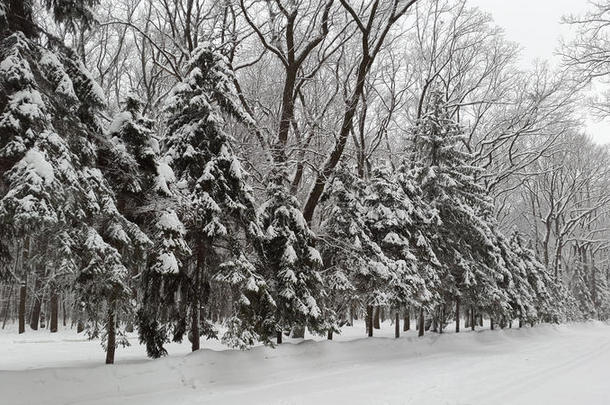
[1, 320, 609, 404]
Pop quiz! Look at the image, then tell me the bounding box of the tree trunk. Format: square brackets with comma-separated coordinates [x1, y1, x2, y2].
[403, 309, 410, 332]
[50, 290, 58, 333]
[470, 307, 476, 331]
[455, 298, 460, 333]
[327, 329, 333, 340]
[439, 306, 444, 334]
[191, 302, 200, 351]
[62, 296, 67, 327]
[395, 310, 400, 338]
[366, 305, 373, 337]
[276, 330, 283, 344]
[29, 276, 42, 330]
[490, 317, 494, 330]
[18, 282, 26, 334]
[105, 305, 116, 364]
[2, 284, 14, 330]
[418, 307, 424, 337]
[373, 306, 381, 329]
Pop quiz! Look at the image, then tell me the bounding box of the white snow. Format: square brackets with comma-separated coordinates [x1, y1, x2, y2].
[108, 111, 132, 134]
[156, 210, 184, 233]
[1, 321, 610, 405]
[282, 244, 298, 265]
[21, 149, 55, 184]
[155, 252, 179, 274]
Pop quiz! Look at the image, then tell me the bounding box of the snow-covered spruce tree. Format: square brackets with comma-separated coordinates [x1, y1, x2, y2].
[318, 165, 388, 339]
[570, 245, 597, 320]
[102, 93, 189, 356]
[363, 165, 433, 337]
[394, 162, 443, 334]
[508, 231, 571, 324]
[0, 0, 150, 364]
[589, 261, 610, 321]
[258, 168, 324, 344]
[407, 91, 509, 332]
[160, 44, 265, 352]
[494, 231, 538, 327]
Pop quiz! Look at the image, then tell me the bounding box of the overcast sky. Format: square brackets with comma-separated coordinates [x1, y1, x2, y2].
[468, 0, 610, 145]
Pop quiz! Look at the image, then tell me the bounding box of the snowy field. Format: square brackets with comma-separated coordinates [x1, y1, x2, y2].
[2, 321, 610, 405]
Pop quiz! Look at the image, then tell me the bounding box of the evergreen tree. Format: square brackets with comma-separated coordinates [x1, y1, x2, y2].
[364, 166, 433, 335]
[258, 168, 324, 343]
[407, 91, 508, 328]
[0, 0, 148, 363]
[319, 165, 387, 338]
[158, 43, 262, 352]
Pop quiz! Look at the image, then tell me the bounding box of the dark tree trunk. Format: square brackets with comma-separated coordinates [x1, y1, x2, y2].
[191, 302, 200, 351]
[455, 298, 460, 333]
[29, 277, 42, 330]
[439, 306, 444, 334]
[490, 317, 494, 330]
[395, 310, 400, 338]
[50, 290, 58, 333]
[519, 318, 523, 328]
[373, 306, 381, 329]
[327, 329, 333, 340]
[478, 314, 483, 327]
[62, 296, 67, 327]
[366, 305, 373, 337]
[105, 306, 116, 364]
[276, 331, 283, 344]
[77, 319, 85, 333]
[471, 307, 475, 331]
[418, 308, 424, 337]
[403, 309, 410, 331]
[18, 282, 26, 334]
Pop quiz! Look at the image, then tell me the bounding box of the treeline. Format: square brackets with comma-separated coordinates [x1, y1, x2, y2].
[1, 0, 610, 365]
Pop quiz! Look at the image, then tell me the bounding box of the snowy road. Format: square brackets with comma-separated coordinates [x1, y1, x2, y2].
[1, 322, 609, 404]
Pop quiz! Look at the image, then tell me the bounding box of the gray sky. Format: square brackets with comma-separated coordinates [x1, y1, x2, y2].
[469, 0, 610, 145]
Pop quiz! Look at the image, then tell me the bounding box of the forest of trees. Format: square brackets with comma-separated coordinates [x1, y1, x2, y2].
[2, 0, 610, 364]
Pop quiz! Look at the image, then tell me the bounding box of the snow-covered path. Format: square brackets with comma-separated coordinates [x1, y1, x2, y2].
[1, 322, 609, 405]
